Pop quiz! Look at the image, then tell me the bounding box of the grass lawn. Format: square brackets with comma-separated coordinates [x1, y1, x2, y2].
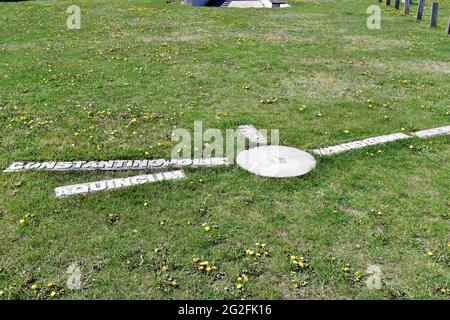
[0, 0, 449, 299]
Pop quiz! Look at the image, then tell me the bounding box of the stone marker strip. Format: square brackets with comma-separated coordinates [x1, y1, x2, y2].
[411, 125, 450, 139]
[3, 157, 230, 173]
[312, 132, 411, 156]
[54, 170, 186, 198]
[237, 124, 267, 146]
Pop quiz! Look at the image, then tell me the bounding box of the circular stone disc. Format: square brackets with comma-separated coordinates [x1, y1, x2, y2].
[236, 145, 316, 178]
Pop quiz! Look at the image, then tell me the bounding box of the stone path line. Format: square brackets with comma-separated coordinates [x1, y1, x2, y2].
[237, 124, 267, 146]
[312, 125, 450, 156]
[54, 170, 186, 198]
[3, 157, 230, 173]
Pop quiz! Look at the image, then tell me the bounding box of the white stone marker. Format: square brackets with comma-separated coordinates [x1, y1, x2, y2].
[3, 157, 230, 173]
[411, 125, 450, 139]
[237, 125, 267, 147]
[312, 132, 411, 156]
[54, 170, 186, 198]
[228, 1, 264, 8]
[236, 145, 316, 178]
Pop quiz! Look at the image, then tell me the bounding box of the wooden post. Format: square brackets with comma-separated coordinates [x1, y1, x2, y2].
[416, 0, 425, 20]
[430, 2, 438, 27]
[405, 0, 410, 15]
[387, 0, 391, 6]
[395, 0, 400, 9]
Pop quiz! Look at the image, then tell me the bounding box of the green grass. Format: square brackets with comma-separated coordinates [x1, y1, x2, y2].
[0, 0, 449, 299]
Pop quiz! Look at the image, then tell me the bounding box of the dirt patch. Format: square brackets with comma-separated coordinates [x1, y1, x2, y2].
[138, 29, 214, 43]
[339, 206, 366, 219]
